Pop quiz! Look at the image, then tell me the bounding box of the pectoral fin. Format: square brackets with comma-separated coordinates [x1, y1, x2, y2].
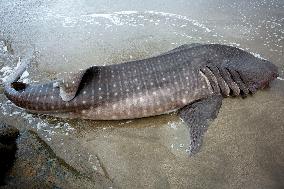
[178, 95, 223, 155]
[57, 70, 86, 101]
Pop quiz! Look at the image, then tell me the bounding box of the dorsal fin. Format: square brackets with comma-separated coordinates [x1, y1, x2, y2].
[57, 69, 86, 101]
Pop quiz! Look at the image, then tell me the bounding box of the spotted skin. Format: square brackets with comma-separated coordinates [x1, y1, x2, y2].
[3, 44, 278, 155]
[5, 57, 210, 120]
[4, 44, 278, 121]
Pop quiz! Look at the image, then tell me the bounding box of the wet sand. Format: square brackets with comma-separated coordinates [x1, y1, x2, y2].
[0, 0, 283, 188]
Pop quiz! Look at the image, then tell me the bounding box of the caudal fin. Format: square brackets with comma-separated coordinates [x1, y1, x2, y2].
[2, 51, 33, 85]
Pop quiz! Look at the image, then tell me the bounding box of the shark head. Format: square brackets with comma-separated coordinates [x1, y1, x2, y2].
[224, 53, 278, 95]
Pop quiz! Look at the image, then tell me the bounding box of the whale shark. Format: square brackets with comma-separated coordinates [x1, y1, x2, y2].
[2, 44, 278, 155]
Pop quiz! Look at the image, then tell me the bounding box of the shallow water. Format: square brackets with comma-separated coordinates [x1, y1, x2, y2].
[0, 0, 283, 188]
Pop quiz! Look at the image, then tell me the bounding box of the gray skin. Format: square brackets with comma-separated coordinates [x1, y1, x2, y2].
[3, 44, 278, 155]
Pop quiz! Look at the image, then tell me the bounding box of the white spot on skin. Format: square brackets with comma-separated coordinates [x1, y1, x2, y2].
[99, 96, 102, 99]
[182, 98, 187, 104]
[126, 98, 131, 104]
[98, 87, 102, 91]
[113, 84, 116, 87]
[51, 106, 55, 109]
[114, 92, 118, 96]
[66, 103, 69, 107]
[82, 101, 86, 104]
[150, 82, 154, 86]
[82, 110, 86, 114]
[83, 91, 87, 94]
[36, 97, 39, 101]
[51, 96, 54, 99]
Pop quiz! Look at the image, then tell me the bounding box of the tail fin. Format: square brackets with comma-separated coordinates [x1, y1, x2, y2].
[1, 51, 33, 85]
